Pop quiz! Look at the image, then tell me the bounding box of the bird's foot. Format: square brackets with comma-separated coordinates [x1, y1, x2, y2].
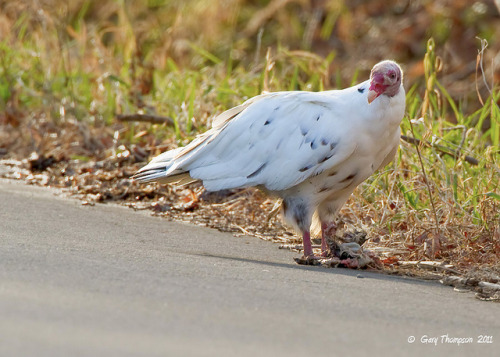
[294, 254, 322, 266]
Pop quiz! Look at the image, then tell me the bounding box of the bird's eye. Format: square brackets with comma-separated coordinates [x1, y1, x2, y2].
[390, 73, 396, 79]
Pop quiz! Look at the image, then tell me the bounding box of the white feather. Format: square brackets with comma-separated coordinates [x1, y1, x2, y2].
[134, 67, 405, 237]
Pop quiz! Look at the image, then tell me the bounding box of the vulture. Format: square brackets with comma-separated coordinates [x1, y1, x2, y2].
[133, 60, 405, 260]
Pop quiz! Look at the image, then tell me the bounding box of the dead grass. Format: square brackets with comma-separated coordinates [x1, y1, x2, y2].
[0, 1, 499, 299]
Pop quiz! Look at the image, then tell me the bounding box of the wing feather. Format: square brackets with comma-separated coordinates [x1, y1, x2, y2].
[178, 90, 361, 191]
[135, 81, 375, 192]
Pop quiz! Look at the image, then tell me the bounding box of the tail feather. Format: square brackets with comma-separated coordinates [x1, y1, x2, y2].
[132, 164, 196, 185]
[132, 147, 199, 185]
[132, 167, 170, 183]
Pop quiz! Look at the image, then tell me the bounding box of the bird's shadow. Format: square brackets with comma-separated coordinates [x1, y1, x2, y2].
[191, 252, 441, 288]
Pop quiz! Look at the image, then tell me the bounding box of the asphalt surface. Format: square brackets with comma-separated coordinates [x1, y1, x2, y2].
[0, 178, 498, 357]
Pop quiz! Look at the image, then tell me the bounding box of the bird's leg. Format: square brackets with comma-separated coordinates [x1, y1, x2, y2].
[321, 222, 337, 257]
[294, 230, 322, 265]
[302, 230, 314, 258]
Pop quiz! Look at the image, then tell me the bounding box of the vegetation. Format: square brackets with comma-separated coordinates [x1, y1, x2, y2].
[0, 1, 498, 276]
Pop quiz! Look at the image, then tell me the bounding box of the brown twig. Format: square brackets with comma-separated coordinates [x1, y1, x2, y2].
[408, 122, 441, 258]
[401, 135, 479, 165]
[475, 37, 500, 111]
[116, 113, 175, 126]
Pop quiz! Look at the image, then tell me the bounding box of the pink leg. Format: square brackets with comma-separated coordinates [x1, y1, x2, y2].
[302, 231, 314, 257]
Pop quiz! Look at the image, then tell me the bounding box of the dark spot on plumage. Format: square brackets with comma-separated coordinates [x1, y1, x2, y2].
[276, 138, 284, 150]
[249, 142, 255, 150]
[316, 114, 322, 121]
[328, 171, 337, 177]
[247, 162, 267, 178]
[312, 169, 324, 177]
[318, 153, 333, 164]
[274, 106, 280, 111]
[340, 172, 356, 183]
[308, 100, 330, 109]
[299, 164, 313, 172]
[371, 163, 374, 170]
[358, 87, 365, 93]
[264, 116, 274, 125]
[318, 186, 331, 193]
[330, 142, 337, 150]
[300, 126, 308, 136]
[310, 140, 318, 150]
[321, 138, 329, 146]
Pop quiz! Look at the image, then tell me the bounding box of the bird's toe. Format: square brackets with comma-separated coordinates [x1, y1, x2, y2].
[294, 255, 322, 266]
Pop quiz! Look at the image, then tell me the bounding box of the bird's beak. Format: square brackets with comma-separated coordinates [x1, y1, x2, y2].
[367, 90, 379, 104]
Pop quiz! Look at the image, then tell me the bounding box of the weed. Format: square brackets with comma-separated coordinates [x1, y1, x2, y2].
[0, 1, 498, 272]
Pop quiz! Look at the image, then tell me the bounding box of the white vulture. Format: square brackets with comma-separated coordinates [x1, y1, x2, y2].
[133, 60, 405, 260]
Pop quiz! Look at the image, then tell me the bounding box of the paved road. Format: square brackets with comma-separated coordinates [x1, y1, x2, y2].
[0, 179, 498, 357]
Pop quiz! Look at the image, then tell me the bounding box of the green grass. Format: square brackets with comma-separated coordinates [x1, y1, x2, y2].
[0, 2, 498, 269]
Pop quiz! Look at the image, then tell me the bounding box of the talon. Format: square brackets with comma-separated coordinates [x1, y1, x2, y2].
[294, 254, 322, 266]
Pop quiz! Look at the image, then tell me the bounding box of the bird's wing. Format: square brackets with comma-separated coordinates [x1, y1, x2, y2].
[210, 93, 270, 129]
[133, 95, 272, 183]
[168, 87, 366, 192]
